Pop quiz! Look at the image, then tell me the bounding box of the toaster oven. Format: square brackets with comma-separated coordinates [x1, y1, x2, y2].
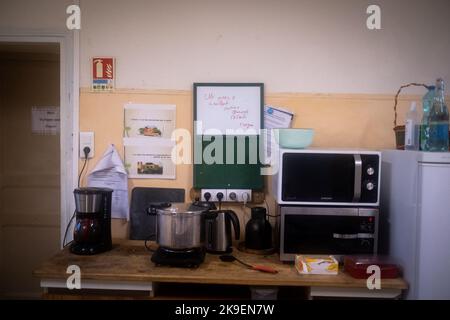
[279, 206, 378, 262]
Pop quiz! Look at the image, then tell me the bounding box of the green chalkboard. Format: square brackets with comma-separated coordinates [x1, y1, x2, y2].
[193, 136, 264, 189]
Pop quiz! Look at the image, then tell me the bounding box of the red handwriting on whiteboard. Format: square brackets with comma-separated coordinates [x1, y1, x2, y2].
[240, 123, 254, 130]
[204, 93, 214, 100]
[231, 109, 248, 115]
[224, 106, 239, 111]
[204, 93, 236, 107]
[230, 109, 248, 120]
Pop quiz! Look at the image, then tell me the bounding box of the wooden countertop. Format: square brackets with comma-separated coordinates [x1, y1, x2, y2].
[34, 240, 408, 289]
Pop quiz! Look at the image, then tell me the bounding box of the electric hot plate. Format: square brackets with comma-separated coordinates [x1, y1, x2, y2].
[151, 247, 205, 268]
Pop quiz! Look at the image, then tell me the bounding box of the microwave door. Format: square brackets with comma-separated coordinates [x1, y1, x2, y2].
[281, 153, 359, 203]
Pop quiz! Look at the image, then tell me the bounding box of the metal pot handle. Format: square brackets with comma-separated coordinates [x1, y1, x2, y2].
[226, 210, 240, 240]
[146, 202, 171, 215]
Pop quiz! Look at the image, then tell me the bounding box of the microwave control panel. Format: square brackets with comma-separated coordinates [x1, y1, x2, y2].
[360, 154, 380, 203]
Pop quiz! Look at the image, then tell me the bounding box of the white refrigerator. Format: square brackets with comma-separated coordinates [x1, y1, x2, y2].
[381, 150, 450, 299]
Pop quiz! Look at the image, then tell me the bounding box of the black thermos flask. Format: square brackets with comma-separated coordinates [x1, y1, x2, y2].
[245, 207, 272, 250]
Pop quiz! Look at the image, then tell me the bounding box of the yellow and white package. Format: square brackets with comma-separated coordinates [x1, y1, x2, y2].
[295, 255, 339, 275]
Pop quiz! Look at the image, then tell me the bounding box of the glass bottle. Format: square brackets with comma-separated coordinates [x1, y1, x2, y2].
[405, 101, 420, 150]
[426, 78, 449, 152]
[420, 85, 435, 150]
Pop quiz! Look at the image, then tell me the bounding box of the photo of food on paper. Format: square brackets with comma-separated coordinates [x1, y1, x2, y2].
[138, 126, 162, 137]
[123, 138, 176, 179]
[124, 104, 176, 139]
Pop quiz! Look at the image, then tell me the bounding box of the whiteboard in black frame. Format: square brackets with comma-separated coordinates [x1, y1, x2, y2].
[194, 83, 264, 135]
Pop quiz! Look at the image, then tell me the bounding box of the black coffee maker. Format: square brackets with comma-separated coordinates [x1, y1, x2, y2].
[70, 187, 113, 255]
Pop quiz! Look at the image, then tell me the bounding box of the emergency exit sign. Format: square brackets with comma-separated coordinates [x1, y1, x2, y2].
[92, 57, 115, 92]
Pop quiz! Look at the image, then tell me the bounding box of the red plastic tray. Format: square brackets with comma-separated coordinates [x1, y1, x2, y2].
[344, 255, 400, 279]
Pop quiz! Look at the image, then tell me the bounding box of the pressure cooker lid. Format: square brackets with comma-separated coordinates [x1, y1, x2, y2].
[157, 202, 207, 216]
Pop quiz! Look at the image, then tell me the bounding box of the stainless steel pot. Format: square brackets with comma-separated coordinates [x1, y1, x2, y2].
[148, 203, 207, 250]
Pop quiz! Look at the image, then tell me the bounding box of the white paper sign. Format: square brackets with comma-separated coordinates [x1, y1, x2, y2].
[264, 105, 294, 130]
[87, 144, 129, 220]
[31, 107, 60, 135]
[124, 104, 176, 139]
[123, 138, 176, 179]
[264, 105, 294, 158]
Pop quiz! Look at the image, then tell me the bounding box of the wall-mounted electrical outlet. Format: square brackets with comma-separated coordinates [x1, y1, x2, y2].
[201, 189, 252, 203]
[226, 189, 252, 203]
[201, 189, 227, 202]
[79, 131, 94, 158]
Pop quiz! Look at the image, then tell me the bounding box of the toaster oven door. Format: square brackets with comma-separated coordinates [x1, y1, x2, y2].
[279, 207, 377, 261]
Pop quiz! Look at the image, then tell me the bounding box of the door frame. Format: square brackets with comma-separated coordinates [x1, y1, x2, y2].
[0, 32, 80, 247]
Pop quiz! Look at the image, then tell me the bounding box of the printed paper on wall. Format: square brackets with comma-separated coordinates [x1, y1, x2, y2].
[31, 106, 60, 135]
[124, 104, 176, 139]
[123, 138, 176, 179]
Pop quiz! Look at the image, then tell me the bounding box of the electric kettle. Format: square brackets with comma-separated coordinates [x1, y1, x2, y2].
[204, 210, 240, 253]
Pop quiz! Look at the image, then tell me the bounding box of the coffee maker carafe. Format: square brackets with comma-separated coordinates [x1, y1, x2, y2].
[71, 187, 113, 255]
[204, 210, 240, 253]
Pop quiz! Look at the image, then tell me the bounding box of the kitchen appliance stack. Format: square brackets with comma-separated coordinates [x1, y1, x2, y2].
[147, 202, 208, 268]
[147, 202, 241, 267]
[273, 149, 381, 261]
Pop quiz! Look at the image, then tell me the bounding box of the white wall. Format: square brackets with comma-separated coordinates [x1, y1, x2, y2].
[78, 0, 450, 94]
[1, 0, 449, 94]
[0, 0, 72, 33]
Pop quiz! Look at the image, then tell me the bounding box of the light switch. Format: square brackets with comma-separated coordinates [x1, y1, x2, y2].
[79, 132, 94, 158]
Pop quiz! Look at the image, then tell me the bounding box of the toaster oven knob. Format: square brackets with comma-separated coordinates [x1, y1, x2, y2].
[366, 167, 375, 176]
[366, 182, 375, 191]
[361, 239, 372, 248]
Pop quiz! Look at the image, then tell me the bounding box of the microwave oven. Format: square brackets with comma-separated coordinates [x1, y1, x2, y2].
[279, 206, 378, 262]
[273, 149, 381, 206]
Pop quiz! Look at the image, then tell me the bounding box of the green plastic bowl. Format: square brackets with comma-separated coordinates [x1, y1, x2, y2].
[274, 128, 314, 149]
